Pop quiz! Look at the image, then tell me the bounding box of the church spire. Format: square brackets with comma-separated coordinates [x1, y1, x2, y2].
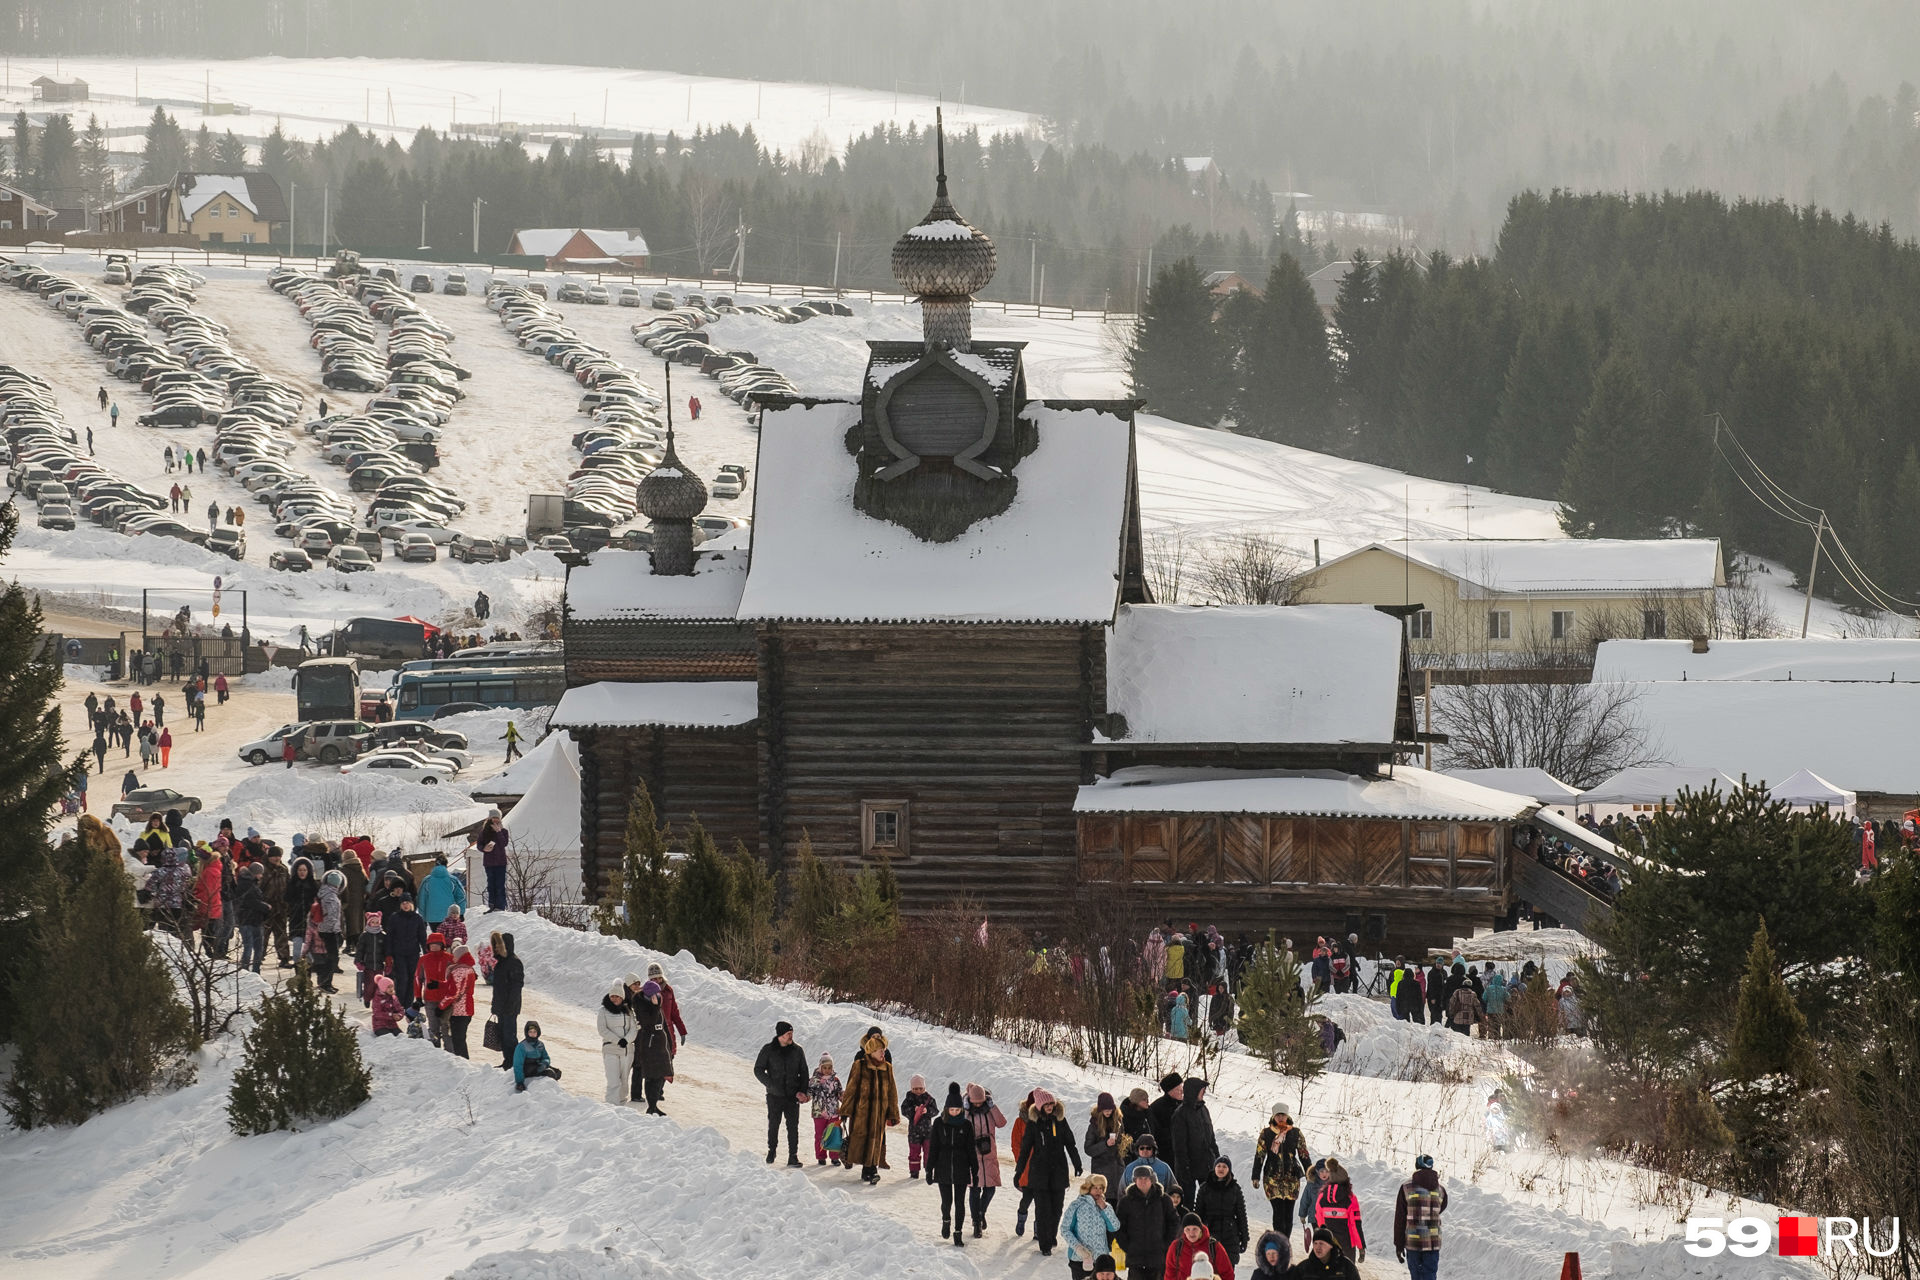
[890, 108, 996, 350]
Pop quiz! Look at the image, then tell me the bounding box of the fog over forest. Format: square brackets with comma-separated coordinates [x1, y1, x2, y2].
[6, 0, 1920, 244]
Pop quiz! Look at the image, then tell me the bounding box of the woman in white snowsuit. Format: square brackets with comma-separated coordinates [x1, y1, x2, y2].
[598, 982, 637, 1104]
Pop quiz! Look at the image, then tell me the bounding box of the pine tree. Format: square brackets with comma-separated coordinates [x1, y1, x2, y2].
[227, 962, 371, 1135]
[137, 106, 187, 186]
[11, 111, 30, 189]
[1329, 250, 1376, 369]
[80, 115, 112, 204]
[32, 114, 80, 210]
[1236, 935, 1326, 1108]
[665, 821, 733, 963]
[191, 125, 217, 170]
[1559, 348, 1665, 536]
[4, 822, 195, 1127]
[1485, 307, 1595, 495]
[259, 126, 293, 184]
[1717, 920, 1816, 1200]
[1236, 256, 1336, 448]
[596, 779, 673, 948]
[215, 130, 248, 170]
[1128, 257, 1233, 425]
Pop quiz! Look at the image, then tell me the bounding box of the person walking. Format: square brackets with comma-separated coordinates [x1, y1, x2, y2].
[840, 1029, 899, 1184]
[1164, 1213, 1233, 1280]
[1392, 1155, 1447, 1280]
[98, 385, 108, 411]
[1148, 1074, 1183, 1159]
[384, 895, 429, 1007]
[512, 1022, 562, 1091]
[1116, 1164, 1179, 1280]
[233, 863, 269, 973]
[1250, 1229, 1292, 1279]
[688, 395, 701, 420]
[440, 945, 478, 1058]
[416, 853, 468, 929]
[647, 961, 688, 1055]
[1169, 1077, 1218, 1203]
[900, 1074, 937, 1178]
[283, 735, 297, 769]
[489, 932, 525, 1070]
[86, 425, 93, 455]
[1291, 1228, 1363, 1280]
[92, 726, 108, 774]
[633, 980, 674, 1114]
[163, 446, 174, 474]
[158, 725, 173, 768]
[315, 869, 346, 992]
[1019, 1089, 1082, 1257]
[1309, 1158, 1366, 1264]
[503, 719, 522, 762]
[1251, 1108, 1311, 1236]
[928, 1082, 980, 1247]
[1446, 977, 1484, 1037]
[1085, 1092, 1126, 1190]
[965, 1082, 1007, 1236]
[752, 1018, 809, 1160]
[809, 1054, 845, 1166]
[110, 402, 120, 428]
[476, 809, 510, 911]
[1063, 1173, 1121, 1277]
[214, 671, 229, 704]
[152, 692, 165, 726]
[598, 981, 637, 1104]
[414, 932, 455, 1046]
[1195, 1156, 1250, 1265]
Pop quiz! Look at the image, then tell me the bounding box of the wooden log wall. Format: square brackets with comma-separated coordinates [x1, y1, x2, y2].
[577, 724, 761, 900]
[760, 623, 1096, 921]
[565, 620, 756, 685]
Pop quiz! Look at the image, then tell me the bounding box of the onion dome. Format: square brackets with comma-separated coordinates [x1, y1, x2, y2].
[637, 435, 708, 522]
[891, 110, 997, 301]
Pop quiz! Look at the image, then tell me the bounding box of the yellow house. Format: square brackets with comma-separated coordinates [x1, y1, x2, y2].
[1300, 538, 1724, 664]
[166, 172, 287, 245]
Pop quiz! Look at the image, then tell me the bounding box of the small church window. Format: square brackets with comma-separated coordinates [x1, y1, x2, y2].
[862, 800, 909, 856]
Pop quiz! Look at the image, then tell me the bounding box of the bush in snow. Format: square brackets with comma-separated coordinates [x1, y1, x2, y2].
[1235, 934, 1326, 1109]
[5, 821, 197, 1128]
[227, 961, 371, 1135]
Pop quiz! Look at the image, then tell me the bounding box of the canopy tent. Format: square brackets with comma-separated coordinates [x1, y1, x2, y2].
[468, 729, 576, 802]
[393, 614, 441, 637]
[1443, 767, 1582, 805]
[490, 738, 583, 903]
[1767, 768, 1857, 812]
[1577, 765, 1741, 807]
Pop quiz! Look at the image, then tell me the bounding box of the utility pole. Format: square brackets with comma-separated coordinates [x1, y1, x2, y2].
[321, 185, 328, 257]
[1801, 512, 1827, 638]
[831, 230, 842, 291]
[289, 182, 296, 254]
[419, 201, 428, 251]
[1029, 238, 1036, 305]
[730, 210, 750, 285]
[472, 196, 486, 255]
[1037, 263, 1045, 307]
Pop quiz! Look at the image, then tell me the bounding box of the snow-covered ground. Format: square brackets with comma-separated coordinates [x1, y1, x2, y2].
[0, 56, 1033, 159]
[0, 912, 1812, 1279]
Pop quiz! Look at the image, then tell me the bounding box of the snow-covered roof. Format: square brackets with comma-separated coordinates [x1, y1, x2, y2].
[512, 227, 651, 258]
[566, 547, 748, 622]
[0, 181, 55, 217]
[1323, 538, 1723, 596]
[1578, 764, 1742, 806]
[1105, 604, 1403, 745]
[1592, 637, 1920, 683]
[737, 401, 1132, 623]
[1768, 768, 1856, 808]
[1611, 680, 1920, 795]
[1075, 765, 1536, 821]
[904, 219, 972, 241]
[551, 680, 758, 729]
[176, 173, 259, 219]
[1442, 767, 1582, 804]
[100, 182, 170, 214]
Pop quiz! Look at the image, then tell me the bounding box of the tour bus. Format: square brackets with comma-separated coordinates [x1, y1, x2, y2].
[293, 657, 361, 723]
[390, 664, 566, 720]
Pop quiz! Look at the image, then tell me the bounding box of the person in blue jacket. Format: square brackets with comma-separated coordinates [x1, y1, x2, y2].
[513, 1022, 562, 1090]
[416, 853, 468, 928]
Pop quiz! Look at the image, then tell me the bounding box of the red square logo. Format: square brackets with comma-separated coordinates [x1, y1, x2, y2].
[1779, 1217, 1819, 1257]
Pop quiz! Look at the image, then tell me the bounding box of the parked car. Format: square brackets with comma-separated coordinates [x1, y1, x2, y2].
[535, 533, 574, 552]
[442, 271, 469, 296]
[327, 544, 375, 573]
[410, 273, 434, 293]
[207, 528, 245, 559]
[301, 719, 375, 764]
[617, 286, 643, 307]
[651, 290, 676, 309]
[556, 281, 587, 303]
[36, 502, 76, 530]
[584, 284, 611, 305]
[394, 530, 439, 562]
[449, 534, 499, 563]
[352, 529, 385, 561]
[112, 787, 203, 822]
[269, 548, 314, 572]
[236, 722, 307, 766]
[369, 721, 468, 752]
[339, 753, 452, 784]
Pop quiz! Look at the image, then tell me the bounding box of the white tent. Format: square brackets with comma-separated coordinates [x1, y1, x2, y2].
[468, 729, 577, 801]
[1442, 767, 1582, 805]
[495, 737, 583, 904]
[1578, 765, 1741, 808]
[1767, 768, 1857, 813]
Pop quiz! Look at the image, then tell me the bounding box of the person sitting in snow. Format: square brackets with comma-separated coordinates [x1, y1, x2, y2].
[513, 1022, 562, 1091]
[370, 975, 405, 1037]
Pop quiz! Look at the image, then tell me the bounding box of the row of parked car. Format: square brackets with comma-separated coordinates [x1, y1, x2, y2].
[236, 716, 470, 774]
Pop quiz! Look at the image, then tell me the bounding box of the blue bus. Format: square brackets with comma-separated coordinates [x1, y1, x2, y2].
[391, 664, 566, 720]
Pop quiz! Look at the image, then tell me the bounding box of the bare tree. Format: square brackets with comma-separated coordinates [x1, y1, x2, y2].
[1711, 573, 1786, 639]
[683, 172, 736, 275]
[1434, 676, 1659, 789]
[1143, 531, 1192, 603]
[307, 782, 379, 847]
[1195, 533, 1308, 605]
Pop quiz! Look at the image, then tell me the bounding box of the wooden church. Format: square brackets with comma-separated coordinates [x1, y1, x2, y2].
[559, 123, 1535, 950]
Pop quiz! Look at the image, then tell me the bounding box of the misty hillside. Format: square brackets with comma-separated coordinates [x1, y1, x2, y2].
[6, 0, 1920, 244]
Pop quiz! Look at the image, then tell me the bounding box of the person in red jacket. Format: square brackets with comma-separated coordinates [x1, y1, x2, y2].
[440, 945, 478, 1059]
[1165, 1213, 1235, 1279]
[415, 933, 453, 1047]
[194, 850, 225, 954]
[647, 962, 688, 1053]
[341, 835, 375, 874]
[1309, 1158, 1366, 1263]
[158, 726, 173, 768]
[370, 974, 406, 1036]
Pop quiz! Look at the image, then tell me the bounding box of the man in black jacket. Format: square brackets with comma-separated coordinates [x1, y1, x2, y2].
[1169, 1076, 1218, 1202]
[752, 1020, 810, 1167]
[1286, 1226, 1362, 1278]
[1147, 1073, 1184, 1158]
[1115, 1164, 1178, 1280]
[490, 933, 525, 1070]
[383, 896, 430, 1008]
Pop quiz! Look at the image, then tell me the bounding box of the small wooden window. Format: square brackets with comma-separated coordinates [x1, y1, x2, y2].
[1551, 610, 1574, 640]
[1486, 609, 1511, 640]
[862, 799, 909, 857]
[1406, 609, 1433, 640]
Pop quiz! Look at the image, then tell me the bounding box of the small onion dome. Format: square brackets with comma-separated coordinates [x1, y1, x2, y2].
[891, 121, 996, 298]
[636, 441, 708, 521]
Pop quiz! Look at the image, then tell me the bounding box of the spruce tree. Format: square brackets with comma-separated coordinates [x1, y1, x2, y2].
[215, 130, 248, 170]
[1236, 935, 1326, 1108]
[1558, 348, 1664, 536]
[1127, 257, 1233, 425]
[597, 779, 673, 948]
[228, 962, 371, 1135]
[11, 111, 30, 189]
[665, 821, 733, 963]
[137, 106, 187, 186]
[80, 115, 112, 203]
[1236, 256, 1336, 449]
[191, 125, 217, 170]
[32, 114, 79, 209]
[1717, 920, 1815, 1200]
[5, 823, 195, 1127]
[259, 126, 293, 184]
[1329, 250, 1376, 369]
[1485, 307, 1595, 495]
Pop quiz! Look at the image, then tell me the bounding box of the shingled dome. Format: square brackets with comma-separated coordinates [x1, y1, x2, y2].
[891, 110, 996, 348]
[636, 440, 708, 522]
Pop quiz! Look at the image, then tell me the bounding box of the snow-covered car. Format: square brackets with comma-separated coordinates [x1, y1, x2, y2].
[337, 752, 455, 784]
[394, 531, 439, 561]
[236, 723, 308, 766]
[365, 743, 471, 773]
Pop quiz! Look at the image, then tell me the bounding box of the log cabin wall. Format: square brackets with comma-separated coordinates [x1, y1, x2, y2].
[760, 622, 1099, 924]
[564, 619, 757, 684]
[576, 724, 760, 900]
[1077, 812, 1511, 952]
